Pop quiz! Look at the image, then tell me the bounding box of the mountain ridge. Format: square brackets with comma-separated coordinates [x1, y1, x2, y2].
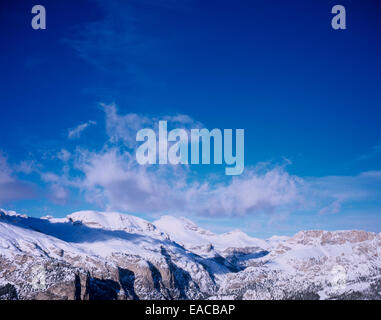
[1, 209, 380, 300]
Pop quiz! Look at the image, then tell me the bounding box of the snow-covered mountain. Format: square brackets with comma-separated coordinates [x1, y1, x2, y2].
[1, 209, 380, 300]
[154, 215, 268, 252]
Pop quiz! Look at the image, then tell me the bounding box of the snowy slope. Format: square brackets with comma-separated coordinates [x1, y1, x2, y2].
[1, 208, 381, 300]
[219, 230, 381, 299]
[154, 215, 268, 251]
[0, 209, 200, 261]
[0, 210, 226, 299]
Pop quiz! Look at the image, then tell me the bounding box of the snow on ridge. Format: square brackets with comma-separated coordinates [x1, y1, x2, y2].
[67, 210, 150, 231]
[154, 215, 268, 250]
[267, 235, 290, 242]
[288, 229, 378, 246]
[0, 209, 177, 261]
[0, 216, 88, 259]
[155, 215, 214, 235]
[154, 215, 215, 248]
[2, 208, 379, 256]
[0, 208, 28, 219]
[2, 208, 381, 300]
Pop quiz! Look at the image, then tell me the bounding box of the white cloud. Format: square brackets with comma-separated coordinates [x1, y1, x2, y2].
[64, 0, 193, 72]
[68, 120, 96, 139]
[0, 154, 36, 205]
[7, 103, 381, 221]
[185, 166, 303, 217]
[41, 104, 378, 218]
[357, 140, 381, 161]
[102, 103, 203, 148]
[304, 171, 381, 216]
[319, 199, 342, 215]
[67, 146, 303, 216]
[56, 149, 71, 162]
[62, 105, 302, 216]
[0, 154, 13, 184]
[13, 160, 37, 174]
[48, 184, 69, 204]
[103, 103, 151, 147]
[73, 148, 185, 212]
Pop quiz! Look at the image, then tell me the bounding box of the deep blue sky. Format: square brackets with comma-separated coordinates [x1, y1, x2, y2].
[1, 0, 381, 237]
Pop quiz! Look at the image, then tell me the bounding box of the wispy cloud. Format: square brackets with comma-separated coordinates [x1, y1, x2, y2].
[103, 103, 202, 148]
[63, 0, 193, 75]
[74, 103, 381, 217]
[56, 149, 71, 162]
[319, 199, 342, 215]
[68, 120, 96, 139]
[357, 140, 381, 161]
[0, 154, 36, 205]
[5, 104, 381, 221]
[71, 147, 302, 216]
[14, 160, 37, 175]
[305, 171, 381, 216]
[32, 104, 303, 216]
[63, 1, 149, 72]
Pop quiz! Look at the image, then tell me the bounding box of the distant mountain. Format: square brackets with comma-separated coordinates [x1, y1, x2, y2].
[154, 215, 268, 251]
[1, 209, 380, 300]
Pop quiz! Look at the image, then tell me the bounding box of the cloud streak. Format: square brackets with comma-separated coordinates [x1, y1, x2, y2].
[70, 146, 302, 216]
[68, 121, 96, 139]
[103, 103, 203, 148]
[0, 154, 36, 205]
[48, 105, 303, 216]
[64, 0, 193, 72]
[4, 104, 381, 222]
[357, 140, 381, 161]
[304, 171, 381, 216]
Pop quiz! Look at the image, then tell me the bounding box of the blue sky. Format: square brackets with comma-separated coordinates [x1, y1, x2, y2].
[1, 0, 381, 237]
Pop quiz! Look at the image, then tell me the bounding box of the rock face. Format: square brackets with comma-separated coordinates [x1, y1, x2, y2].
[219, 230, 381, 300]
[0, 209, 381, 300]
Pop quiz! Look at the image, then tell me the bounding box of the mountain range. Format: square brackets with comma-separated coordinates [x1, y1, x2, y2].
[1, 209, 380, 300]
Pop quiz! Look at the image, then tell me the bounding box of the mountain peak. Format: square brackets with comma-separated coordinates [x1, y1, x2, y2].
[155, 215, 268, 250]
[66, 210, 156, 233]
[1, 209, 381, 300]
[290, 229, 377, 245]
[0, 208, 28, 219]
